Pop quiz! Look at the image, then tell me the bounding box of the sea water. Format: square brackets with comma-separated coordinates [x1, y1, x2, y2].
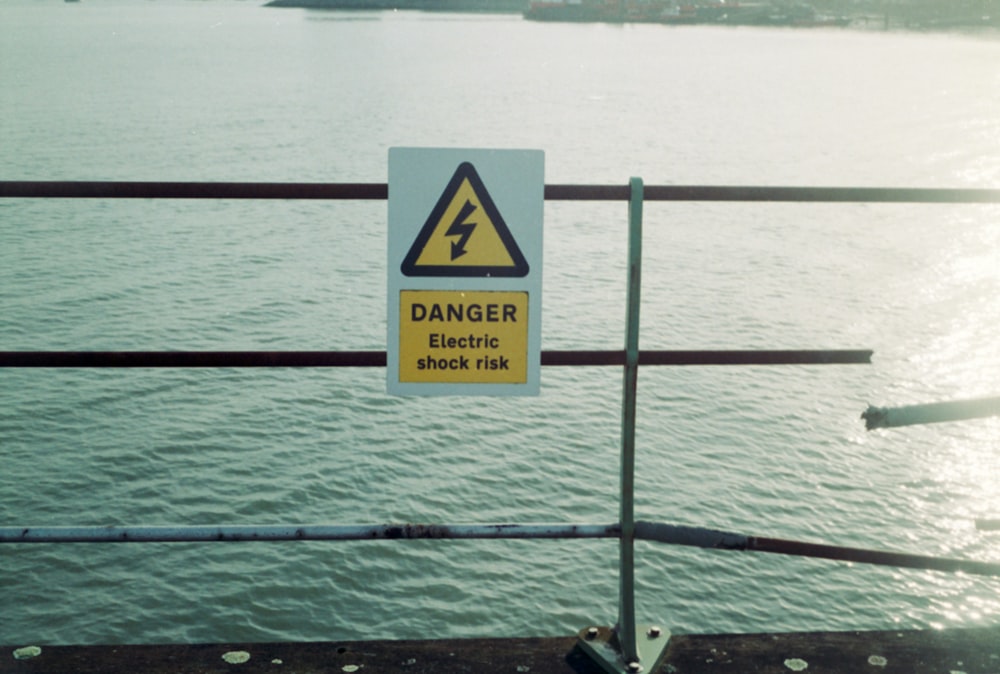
[1, 0, 999, 644]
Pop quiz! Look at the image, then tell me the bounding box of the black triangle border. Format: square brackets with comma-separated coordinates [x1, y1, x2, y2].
[401, 162, 530, 278]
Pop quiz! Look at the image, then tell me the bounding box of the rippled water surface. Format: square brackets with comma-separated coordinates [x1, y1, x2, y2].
[2, 0, 999, 645]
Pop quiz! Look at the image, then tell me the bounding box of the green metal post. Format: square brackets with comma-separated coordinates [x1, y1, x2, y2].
[577, 177, 669, 674]
[618, 176, 643, 667]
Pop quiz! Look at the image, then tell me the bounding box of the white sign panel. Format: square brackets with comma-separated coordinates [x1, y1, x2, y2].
[388, 147, 543, 396]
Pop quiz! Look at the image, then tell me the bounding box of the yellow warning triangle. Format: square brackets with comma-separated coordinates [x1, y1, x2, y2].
[401, 162, 529, 278]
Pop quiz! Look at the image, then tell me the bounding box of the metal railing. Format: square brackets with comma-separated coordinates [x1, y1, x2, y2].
[3, 179, 1000, 673]
[4, 180, 1000, 202]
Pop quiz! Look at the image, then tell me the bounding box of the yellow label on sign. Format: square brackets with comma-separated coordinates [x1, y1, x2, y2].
[398, 290, 528, 384]
[401, 162, 529, 278]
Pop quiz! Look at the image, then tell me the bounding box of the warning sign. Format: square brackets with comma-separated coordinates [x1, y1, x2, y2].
[387, 147, 543, 396]
[401, 162, 529, 278]
[398, 290, 528, 384]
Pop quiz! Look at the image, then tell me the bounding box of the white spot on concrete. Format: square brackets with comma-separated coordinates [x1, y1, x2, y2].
[403, 658, 417, 666]
[272, 659, 283, 665]
[949, 671, 966, 674]
[517, 666, 531, 672]
[222, 651, 251, 664]
[342, 666, 361, 673]
[868, 655, 887, 667]
[784, 658, 808, 671]
[13, 646, 42, 660]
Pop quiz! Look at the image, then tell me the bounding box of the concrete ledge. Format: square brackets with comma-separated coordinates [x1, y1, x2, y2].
[4, 626, 1000, 674]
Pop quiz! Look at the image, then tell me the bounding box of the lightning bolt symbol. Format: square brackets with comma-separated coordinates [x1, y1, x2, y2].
[445, 199, 477, 261]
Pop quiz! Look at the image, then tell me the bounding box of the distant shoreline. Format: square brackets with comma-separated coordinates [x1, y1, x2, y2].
[264, 0, 527, 12]
[263, 0, 1000, 31]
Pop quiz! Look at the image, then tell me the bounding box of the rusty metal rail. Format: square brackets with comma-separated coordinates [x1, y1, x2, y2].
[0, 523, 619, 543]
[5, 521, 1000, 579]
[0, 349, 872, 368]
[4, 180, 1000, 202]
[634, 522, 1000, 578]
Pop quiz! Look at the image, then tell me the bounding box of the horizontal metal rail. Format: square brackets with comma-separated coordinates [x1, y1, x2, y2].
[634, 522, 1000, 578]
[3, 181, 1000, 203]
[0, 349, 872, 368]
[5, 520, 999, 578]
[0, 523, 618, 543]
[862, 395, 1000, 430]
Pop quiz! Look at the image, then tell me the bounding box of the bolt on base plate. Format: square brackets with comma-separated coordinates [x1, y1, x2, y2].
[576, 625, 671, 674]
